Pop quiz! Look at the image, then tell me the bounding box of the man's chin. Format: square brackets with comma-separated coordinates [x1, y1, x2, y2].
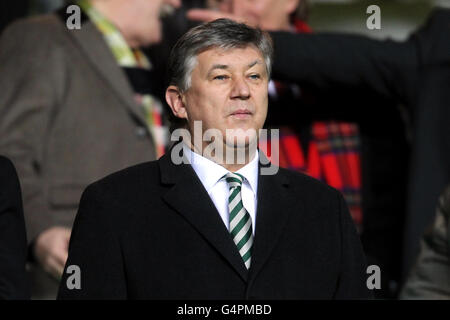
[225, 136, 258, 150]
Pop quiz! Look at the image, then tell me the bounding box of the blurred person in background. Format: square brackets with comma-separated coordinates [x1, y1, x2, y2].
[144, 0, 207, 112]
[257, 6, 450, 295]
[0, 156, 29, 300]
[188, 0, 409, 298]
[0, 0, 181, 299]
[401, 184, 450, 299]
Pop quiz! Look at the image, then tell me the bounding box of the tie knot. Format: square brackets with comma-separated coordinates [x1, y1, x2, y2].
[224, 172, 244, 189]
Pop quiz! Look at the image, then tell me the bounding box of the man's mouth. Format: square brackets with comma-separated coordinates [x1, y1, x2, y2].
[230, 109, 253, 118]
[231, 109, 253, 115]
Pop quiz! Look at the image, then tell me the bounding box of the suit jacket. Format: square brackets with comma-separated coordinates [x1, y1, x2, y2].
[57, 150, 371, 299]
[270, 8, 450, 281]
[0, 13, 156, 298]
[0, 156, 29, 299]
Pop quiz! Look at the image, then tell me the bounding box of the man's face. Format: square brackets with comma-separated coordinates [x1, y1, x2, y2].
[182, 46, 269, 149]
[126, 0, 180, 45]
[216, 0, 298, 31]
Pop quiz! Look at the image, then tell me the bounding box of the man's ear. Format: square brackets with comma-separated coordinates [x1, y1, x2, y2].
[166, 85, 188, 120]
[285, 0, 300, 15]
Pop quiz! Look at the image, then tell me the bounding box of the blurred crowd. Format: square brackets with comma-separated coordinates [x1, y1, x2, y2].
[0, 0, 449, 300]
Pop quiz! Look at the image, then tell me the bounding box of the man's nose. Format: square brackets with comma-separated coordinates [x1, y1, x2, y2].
[230, 77, 250, 99]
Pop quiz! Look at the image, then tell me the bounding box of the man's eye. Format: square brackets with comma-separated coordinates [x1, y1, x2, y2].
[249, 74, 261, 80]
[213, 75, 229, 80]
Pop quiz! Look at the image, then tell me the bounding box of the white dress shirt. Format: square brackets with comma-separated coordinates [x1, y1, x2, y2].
[183, 144, 259, 235]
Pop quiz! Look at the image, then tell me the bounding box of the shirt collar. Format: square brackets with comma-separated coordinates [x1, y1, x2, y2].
[183, 143, 259, 196]
[235, 151, 259, 196]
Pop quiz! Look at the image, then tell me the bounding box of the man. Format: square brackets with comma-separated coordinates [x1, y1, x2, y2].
[0, 0, 180, 299]
[58, 19, 371, 299]
[0, 156, 29, 299]
[188, 0, 409, 298]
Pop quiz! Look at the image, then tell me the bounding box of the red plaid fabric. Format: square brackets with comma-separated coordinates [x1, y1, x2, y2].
[260, 21, 363, 230]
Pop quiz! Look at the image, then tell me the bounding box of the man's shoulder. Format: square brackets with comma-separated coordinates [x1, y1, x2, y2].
[0, 14, 69, 57]
[2, 14, 65, 40]
[92, 160, 159, 186]
[270, 167, 344, 225]
[0, 156, 19, 187]
[275, 166, 341, 200]
[84, 160, 161, 200]
[0, 155, 14, 172]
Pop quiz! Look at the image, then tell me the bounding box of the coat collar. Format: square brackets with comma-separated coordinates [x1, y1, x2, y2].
[159, 144, 294, 284]
[159, 148, 250, 282]
[247, 160, 293, 288]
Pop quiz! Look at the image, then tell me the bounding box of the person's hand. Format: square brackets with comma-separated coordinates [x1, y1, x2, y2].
[34, 226, 71, 280]
[187, 9, 254, 27]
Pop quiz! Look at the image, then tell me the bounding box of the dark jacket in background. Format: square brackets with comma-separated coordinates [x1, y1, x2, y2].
[270, 8, 450, 283]
[0, 156, 29, 299]
[266, 45, 410, 298]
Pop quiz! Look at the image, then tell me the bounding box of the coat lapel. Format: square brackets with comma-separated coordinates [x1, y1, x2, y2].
[159, 152, 249, 282]
[61, 13, 147, 126]
[247, 160, 296, 287]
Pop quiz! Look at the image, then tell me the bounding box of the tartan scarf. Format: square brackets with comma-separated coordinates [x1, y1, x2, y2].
[78, 0, 167, 158]
[260, 20, 363, 230]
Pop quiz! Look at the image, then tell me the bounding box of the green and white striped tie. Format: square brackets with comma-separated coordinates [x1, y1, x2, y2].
[224, 172, 253, 269]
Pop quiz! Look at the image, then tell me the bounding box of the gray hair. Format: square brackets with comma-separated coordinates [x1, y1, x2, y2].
[167, 18, 274, 93]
